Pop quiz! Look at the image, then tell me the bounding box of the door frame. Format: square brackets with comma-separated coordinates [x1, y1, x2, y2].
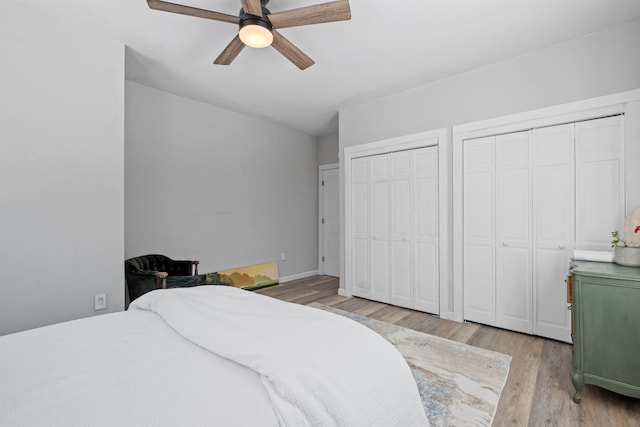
[343, 129, 450, 318]
[319, 163, 339, 276]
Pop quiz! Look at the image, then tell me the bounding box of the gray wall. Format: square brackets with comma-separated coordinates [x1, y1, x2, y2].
[338, 18, 640, 302]
[125, 82, 318, 278]
[318, 133, 339, 166]
[340, 19, 640, 148]
[0, 1, 125, 335]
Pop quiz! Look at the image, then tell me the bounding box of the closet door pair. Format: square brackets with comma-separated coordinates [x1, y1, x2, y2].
[463, 132, 533, 334]
[463, 116, 623, 342]
[351, 147, 439, 314]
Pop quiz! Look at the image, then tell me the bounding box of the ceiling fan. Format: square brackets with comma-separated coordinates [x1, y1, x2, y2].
[147, 0, 351, 70]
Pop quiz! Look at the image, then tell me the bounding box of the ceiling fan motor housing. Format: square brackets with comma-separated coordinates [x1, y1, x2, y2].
[239, 2, 273, 29]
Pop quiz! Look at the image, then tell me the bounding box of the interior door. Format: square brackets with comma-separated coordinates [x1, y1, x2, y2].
[390, 151, 412, 308]
[370, 154, 391, 303]
[351, 157, 370, 298]
[413, 146, 439, 314]
[321, 167, 340, 277]
[495, 132, 532, 334]
[533, 124, 574, 343]
[463, 137, 496, 325]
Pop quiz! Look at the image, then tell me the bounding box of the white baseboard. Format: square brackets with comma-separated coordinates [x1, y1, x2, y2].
[279, 270, 319, 283]
[338, 288, 349, 297]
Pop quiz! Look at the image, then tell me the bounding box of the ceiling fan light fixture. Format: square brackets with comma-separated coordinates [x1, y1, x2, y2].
[239, 20, 273, 48]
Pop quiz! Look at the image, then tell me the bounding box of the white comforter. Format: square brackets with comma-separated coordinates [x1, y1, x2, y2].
[1, 286, 428, 426]
[130, 286, 428, 426]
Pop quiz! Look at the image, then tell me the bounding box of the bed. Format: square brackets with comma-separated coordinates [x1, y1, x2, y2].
[0, 286, 429, 426]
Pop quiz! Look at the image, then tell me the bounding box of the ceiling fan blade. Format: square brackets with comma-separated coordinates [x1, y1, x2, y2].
[268, 0, 351, 29]
[214, 35, 246, 65]
[271, 30, 315, 70]
[147, 0, 239, 24]
[241, 0, 263, 17]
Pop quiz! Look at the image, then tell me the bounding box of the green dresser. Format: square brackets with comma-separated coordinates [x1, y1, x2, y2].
[570, 260, 640, 403]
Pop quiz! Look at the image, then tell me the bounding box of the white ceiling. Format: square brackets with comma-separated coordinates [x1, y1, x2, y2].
[15, 0, 640, 136]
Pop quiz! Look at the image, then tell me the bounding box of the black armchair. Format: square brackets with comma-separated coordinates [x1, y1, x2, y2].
[125, 254, 204, 305]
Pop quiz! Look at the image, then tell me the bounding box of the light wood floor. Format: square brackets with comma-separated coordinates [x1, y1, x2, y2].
[258, 275, 640, 426]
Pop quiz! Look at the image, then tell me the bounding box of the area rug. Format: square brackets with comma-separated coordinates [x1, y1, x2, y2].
[308, 303, 512, 427]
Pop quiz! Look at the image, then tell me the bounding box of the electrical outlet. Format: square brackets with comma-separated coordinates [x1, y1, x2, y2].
[280, 251, 287, 261]
[94, 293, 107, 311]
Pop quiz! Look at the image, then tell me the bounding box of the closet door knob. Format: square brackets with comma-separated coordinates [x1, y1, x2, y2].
[559, 244, 566, 249]
[502, 242, 508, 247]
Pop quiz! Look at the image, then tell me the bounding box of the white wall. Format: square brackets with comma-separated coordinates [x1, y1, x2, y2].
[0, 1, 125, 335]
[338, 19, 640, 306]
[318, 133, 339, 166]
[125, 82, 318, 279]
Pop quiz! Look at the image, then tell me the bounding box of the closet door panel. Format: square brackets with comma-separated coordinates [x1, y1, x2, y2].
[535, 248, 572, 342]
[576, 116, 622, 161]
[390, 179, 410, 236]
[575, 116, 624, 251]
[392, 151, 412, 178]
[414, 148, 438, 237]
[465, 174, 494, 243]
[352, 183, 369, 236]
[576, 161, 621, 247]
[351, 157, 370, 297]
[352, 157, 369, 236]
[371, 238, 390, 302]
[465, 139, 495, 246]
[414, 147, 439, 313]
[496, 132, 530, 243]
[391, 240, 411, 307]
[414, 242, 438, 312]
[535, 164, 573, 244]
[496, 246, 531, 333]
[533, 125, 573, 342]
[370, 154, 389, 179]
[463, 138, 495, 324]
[370, 155, 390, 302]
[390, 152, 412, 308]
[495, 132, 531, 333]
[371, 184, 389, 239]
[353, 237, 370, 297]
[497, 167, 530, 242]
[464, 245, 495, 324]
[414, 177, 437, 238]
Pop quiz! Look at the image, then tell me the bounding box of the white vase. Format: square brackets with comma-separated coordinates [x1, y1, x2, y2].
[614, 246, 640, 267]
